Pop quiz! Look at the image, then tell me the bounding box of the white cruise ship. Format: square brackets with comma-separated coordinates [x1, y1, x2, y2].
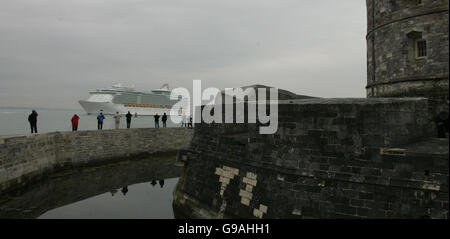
[79, 84, 184, 115]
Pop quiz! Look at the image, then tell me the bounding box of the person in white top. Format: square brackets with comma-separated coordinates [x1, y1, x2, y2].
[181, 114, 187, 127]
[114, 112, 121, 129]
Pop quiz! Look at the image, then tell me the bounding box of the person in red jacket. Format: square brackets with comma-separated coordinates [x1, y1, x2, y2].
[71, 114, 80, 131]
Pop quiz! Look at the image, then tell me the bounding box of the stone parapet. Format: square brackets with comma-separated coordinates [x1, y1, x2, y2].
[173, 98, 449, 219]
[0, 128, 194, 193]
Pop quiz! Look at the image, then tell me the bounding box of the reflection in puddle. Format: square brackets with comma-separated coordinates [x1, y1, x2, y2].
[0, 155, 182, 219]
[39, 178, 179, 219]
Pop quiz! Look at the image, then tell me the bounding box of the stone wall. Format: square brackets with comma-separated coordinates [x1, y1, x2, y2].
[173, 98, 449, 219]
[366, 0, 449, 114]
[0, 128, 194, 193]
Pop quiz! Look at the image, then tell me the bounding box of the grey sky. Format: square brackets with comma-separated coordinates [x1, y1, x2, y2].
[0, 0, 367, 109]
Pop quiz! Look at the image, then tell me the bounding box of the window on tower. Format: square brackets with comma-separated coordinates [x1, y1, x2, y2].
[407, 30, 427, 60]
[416, 39, 427, 58]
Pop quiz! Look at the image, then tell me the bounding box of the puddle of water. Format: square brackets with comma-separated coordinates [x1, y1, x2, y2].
[39, 178, 179, 219]
[0, 155, 183, 219]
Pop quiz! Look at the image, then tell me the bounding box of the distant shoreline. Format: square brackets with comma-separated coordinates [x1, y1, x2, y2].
[0, 106, 82, 112]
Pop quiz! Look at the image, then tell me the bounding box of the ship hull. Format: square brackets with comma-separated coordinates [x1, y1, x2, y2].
[79, 100, 177, 116]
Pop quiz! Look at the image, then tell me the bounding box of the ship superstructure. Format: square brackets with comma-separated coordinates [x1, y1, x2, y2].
[79, 84, 183, 115]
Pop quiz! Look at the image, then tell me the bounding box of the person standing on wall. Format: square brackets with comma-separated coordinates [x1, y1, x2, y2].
[188, 115, 193, 128]
[154, 113, 160, 128]
[97, 112, 105, 130]
[28, 110, 38, 134]
[181, 114, 187, 128]
[71, 114, 80, 131]
[126, 111, 133, 129]
[162, 112, 168, 128]
[114, 112, 121, 130]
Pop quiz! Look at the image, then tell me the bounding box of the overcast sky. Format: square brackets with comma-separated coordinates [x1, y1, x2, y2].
[0, 0, 367, 109]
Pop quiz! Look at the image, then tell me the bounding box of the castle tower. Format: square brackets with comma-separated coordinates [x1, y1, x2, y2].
[366, 0, 449, 113]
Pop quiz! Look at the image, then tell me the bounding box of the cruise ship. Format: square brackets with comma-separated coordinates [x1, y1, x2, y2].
[79, 84, 184, 115]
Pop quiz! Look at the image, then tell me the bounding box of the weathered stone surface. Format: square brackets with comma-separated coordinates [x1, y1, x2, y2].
[0, 128, 194, 193]
[173, 99, 449, 219]
[366, 0, 449, 115]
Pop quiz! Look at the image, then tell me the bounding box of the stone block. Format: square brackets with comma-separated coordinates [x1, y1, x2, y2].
[246, 172, 257, 180]
[241, 197, 250, 206]
[239, 189, 253, 200]
[292, 209, 302, 216]
[259, 204, 268, 214]
[243, 177, 257, 186]
[223, 166, 235, 173]
[215, 168, 225, 176]
[222, 171, 234, 179]
[253, 209, 263, 219]
[219, 176, 230, 184]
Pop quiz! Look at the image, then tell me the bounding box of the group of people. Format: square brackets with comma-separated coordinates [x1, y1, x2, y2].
[181, 114, 193, 128]
[27, 110, 83, 133]
[152, 113, 192, 128]
[95, 111, 192, 130]
[152, 113, 168, 128]
[27, 109, 194, 133]
[109, 111, 135, 130]
[97, 111, 169, 130]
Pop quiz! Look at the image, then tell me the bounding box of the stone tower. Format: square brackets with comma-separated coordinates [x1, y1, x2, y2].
[366, 0, 449, 113]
